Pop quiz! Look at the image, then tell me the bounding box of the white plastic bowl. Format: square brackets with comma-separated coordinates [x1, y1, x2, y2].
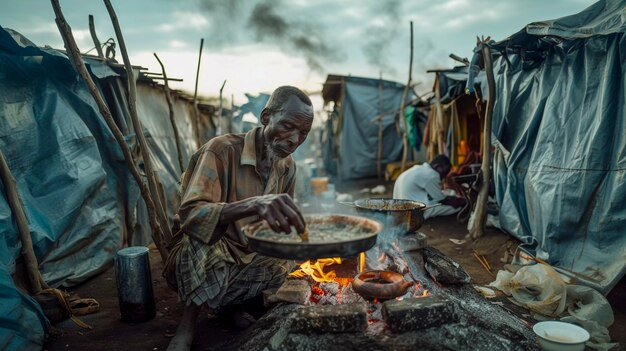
[532, 321, 590, 351]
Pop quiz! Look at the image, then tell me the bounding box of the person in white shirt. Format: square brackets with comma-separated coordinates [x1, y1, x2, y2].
[393, 154, 465, 219]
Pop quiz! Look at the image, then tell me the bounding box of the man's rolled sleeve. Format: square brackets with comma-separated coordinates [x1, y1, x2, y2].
[179, 150, 228, 244]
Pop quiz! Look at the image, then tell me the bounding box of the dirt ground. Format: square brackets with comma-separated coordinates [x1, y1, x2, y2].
[43, 178, 625, 351]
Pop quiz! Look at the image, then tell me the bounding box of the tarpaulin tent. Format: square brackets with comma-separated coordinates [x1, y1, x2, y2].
[0, 27, 212, 350]
[322, 74, 412, 180]
[480, 0, 626, 294]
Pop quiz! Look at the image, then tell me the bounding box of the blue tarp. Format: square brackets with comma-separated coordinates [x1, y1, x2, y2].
[325, 76, 410, 180]
[0, 27, 198, 349]
[485, 0, 626, 294]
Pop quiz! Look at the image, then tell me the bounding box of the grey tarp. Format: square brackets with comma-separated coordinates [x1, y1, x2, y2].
[484, 0, 626, 294]
[327, 76, 409, 180]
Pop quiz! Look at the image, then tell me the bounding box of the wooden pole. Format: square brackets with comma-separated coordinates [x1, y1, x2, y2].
[399, 21, 414, 172]
[469, 42, 495, 239]
[88, 15, 104, 58]
[154, 52, 185, 173]
[193, 38, 204, 148]
[230, 93, 235, 134]
[51, 0, 168, 261]
[376, 73, 383, 179]
[0, 149, 47, 294]
[217, 79, 226, 136]
[103, 0, 172, 246]
[434, 74, 445, 156]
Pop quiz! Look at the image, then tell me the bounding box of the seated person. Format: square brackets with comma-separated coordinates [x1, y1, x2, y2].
[163, 86, 314, 351]
[392, 154, 465, 219]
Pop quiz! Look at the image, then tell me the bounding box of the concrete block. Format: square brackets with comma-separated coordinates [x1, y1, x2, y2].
[290, 303, 367, 334]
[275, 279, 311, 305]
[382, 295, 458, 332]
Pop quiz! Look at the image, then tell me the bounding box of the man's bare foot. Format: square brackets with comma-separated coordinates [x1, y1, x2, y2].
[167, 303, 201, 351]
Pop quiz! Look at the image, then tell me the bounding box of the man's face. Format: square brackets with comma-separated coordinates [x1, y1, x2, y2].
[262, 95, 314, 158]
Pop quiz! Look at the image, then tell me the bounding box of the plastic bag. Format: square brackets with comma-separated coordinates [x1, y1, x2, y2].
[490, 263, 567, 316]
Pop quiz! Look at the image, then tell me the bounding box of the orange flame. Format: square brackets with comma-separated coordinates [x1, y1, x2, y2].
[289, 258, 342, 283]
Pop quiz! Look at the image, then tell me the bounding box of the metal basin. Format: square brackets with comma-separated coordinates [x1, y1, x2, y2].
[352, 198, 432, 233]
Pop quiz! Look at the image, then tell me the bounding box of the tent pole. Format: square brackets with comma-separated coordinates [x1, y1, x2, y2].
[376, 73, 383, 179]
[154, 52, 185, 173]
[0, 149, 48, 294]
[217, 80, 227, 136]
[103, 0, 173, 246]
[469, 39, 495, 239]
[88, 15, 104, 58]
[192, 38, 205, 148]
[51, 0, 169, 261]
[399, 21, 414, 172]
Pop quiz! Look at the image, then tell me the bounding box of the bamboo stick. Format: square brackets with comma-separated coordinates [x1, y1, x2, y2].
[154, 52, 185, 173]
[88, 15, 103, 58]
[51, 0, 168, 261]
[399, 21, 414, 172]
[0, 149, 47, 294]
[469, 39, 495, 240]
[103, 0, 172, 246]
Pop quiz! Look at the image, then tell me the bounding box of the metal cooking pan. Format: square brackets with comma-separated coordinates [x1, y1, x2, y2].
[243, 214, 382, 260]
[343, 198, 440, 233]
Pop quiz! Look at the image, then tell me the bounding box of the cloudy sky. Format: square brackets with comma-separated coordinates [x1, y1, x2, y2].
[1, 0, 595, 102]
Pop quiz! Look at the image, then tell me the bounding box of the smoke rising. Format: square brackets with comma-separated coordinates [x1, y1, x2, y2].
[361, 0, 403, 76]
[198, 0, 416, 75]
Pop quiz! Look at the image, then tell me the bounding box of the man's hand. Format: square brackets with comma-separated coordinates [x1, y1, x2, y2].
[252, 194, 306, 234]
[439, 196, 466, 209]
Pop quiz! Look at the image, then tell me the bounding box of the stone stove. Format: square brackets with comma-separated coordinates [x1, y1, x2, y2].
[221, 230, 540, 351]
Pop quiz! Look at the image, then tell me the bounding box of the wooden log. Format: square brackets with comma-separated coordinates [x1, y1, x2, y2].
[88, 15, 104, 58]
[0, 149, 47, 294]
[103, 0, 172, 246]
[51, 0, 168, 261]
[399, 21, 414, 172]
[154, 52, 185, 173]
[469, 41, 495, 239]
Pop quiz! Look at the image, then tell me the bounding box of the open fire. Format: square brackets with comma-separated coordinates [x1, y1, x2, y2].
[287, 248, 430, 307]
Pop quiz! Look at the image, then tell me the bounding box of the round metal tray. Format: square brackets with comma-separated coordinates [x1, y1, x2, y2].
[243, 214, 382, 260]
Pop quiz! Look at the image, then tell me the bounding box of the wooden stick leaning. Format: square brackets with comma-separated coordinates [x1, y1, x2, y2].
[88, 15, 104, 58]
[192, 38, 205, 148]
[153, 52, 185, 173]
[0, 148, 48, 294]
[103, 0, 172, 247]
[399, 21, 414, 172]
[469, 39, 495, 240]
[217, 79, 227, 136]
[51, 0, 168, 261]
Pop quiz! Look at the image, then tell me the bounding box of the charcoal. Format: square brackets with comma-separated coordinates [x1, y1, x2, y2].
[423, 246, 471, 284]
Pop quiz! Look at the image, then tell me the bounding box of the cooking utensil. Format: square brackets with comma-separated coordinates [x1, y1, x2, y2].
[243, 214, 382, 260]
[342, 198, 440, 233]
[351, 270, 414, 300]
